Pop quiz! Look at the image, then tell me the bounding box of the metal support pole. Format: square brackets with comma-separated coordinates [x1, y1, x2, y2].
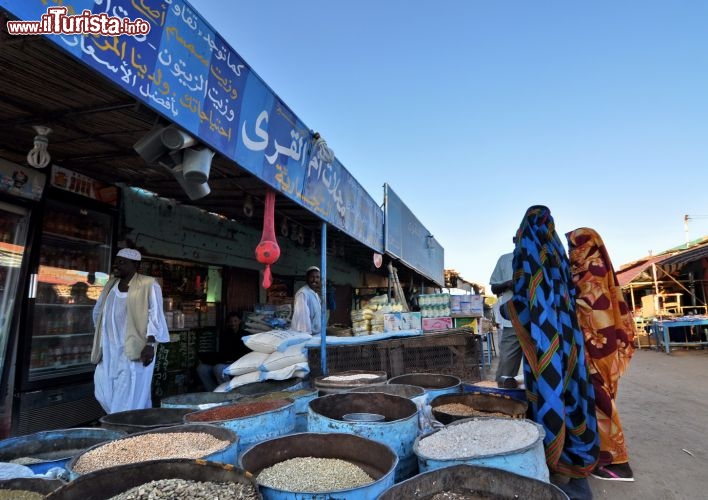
[320, 222, 328, 375]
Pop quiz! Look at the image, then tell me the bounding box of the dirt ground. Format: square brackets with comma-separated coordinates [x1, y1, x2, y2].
[484, 343, 708, 499]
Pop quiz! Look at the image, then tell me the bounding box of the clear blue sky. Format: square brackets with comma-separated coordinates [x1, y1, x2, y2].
[189, 0, 708, 287]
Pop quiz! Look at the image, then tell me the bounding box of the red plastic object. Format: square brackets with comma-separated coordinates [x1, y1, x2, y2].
[255, 189, 280, 288]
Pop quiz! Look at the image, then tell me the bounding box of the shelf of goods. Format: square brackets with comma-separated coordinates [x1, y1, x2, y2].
[29, 210, 112, 381]
[142, 256, 221, 401]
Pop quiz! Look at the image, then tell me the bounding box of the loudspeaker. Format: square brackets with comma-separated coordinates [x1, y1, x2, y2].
[172, 164, 211, 200]
[133, 125, 167, 164]
[182, 147, 214, 183]
[161, 125, 198, 150]
[134, 125, 199, 164]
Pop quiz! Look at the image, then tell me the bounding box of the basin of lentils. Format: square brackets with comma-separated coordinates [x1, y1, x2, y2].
[257, 457, 374, 492]
[71, 432, 230, 473]
[434, 403, 510, 419]
[106, 478, 259, 500]
[185, 399, 289, 421]
[417, 418, 539, 459]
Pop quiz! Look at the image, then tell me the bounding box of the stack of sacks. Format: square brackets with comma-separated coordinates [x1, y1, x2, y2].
[243, 312, 274, 334]
[214, 329, 311, 391]
[243, 305, 293, 335]
[366, 296, 405, 334]
[350, 308, 373, 336]
[370, 309, 386, 334]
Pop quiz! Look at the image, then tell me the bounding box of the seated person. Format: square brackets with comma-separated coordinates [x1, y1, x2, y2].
[197, 311, 249, 391]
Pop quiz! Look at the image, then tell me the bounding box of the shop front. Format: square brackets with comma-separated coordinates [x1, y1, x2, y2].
[0, 0, 450, 437]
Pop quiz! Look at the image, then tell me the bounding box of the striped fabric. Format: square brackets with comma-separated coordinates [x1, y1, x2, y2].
[507, 205, 599, 477]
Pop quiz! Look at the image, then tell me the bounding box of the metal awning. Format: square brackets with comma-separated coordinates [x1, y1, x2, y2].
[0, 9, 438, 288]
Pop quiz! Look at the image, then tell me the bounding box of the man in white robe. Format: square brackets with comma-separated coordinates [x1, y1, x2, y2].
[91, 248, 169, 414]
[291, 266, 322, 335]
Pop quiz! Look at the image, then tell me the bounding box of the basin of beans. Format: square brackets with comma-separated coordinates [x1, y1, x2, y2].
[434, 403, 509, 418]
[257, 457, 374, 493]
[106, 478, 259, 500]
[71, 432, 230, 474]
[185, 399, 289, 422]
[417, 419, 539, 459]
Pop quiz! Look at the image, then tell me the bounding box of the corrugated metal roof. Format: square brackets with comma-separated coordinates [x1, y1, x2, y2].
[617, 255, 669, 287]
[617, 243, 708, 287]
[657, 243, 708, 267]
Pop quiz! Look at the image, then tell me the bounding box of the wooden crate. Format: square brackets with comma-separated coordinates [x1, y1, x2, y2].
[307, 328, 481, 382]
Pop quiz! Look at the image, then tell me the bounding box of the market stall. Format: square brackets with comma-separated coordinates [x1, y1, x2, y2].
[305, 291, 487, 382]
[650, 316, 708, 353]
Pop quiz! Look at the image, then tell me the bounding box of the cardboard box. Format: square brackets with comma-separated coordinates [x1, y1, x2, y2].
[383, 312, 422, 332]
[422, 317, 453, 332]
[460, 295, 484, 316]
[454, 316, 477, 331]
[450, 295, 463, 314]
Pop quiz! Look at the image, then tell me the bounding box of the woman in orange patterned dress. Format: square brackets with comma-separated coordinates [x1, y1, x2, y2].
[567, 227, 636, 482]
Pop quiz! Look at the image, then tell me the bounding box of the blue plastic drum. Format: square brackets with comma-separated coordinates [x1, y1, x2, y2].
[240, 432, 397, 500]
[414, 417, 549, 482]
[0, 427, 126, 475]
[65, 424, 238, 480]
[184, 399, 295, 456]
[307, 392, 419, 482]
[388, 373, 462, 401]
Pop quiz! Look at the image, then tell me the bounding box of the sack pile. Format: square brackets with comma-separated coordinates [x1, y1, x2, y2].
[214, 329, 310, 391]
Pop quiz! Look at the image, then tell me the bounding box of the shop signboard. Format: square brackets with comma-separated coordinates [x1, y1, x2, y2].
[0, 158, 45, 201]
[0, 0, 384, 252]
[384, 184, 444, 285]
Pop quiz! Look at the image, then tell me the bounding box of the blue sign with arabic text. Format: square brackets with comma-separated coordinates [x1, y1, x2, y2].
[0, 0, 383, 251]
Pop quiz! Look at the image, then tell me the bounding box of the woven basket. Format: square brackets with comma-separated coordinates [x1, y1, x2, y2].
[430, 391, 528, 424]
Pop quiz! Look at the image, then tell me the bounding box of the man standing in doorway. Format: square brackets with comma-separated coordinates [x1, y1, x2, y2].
[91, 248, 169, 413]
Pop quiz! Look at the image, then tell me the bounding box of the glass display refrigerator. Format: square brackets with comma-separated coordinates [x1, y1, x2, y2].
[26, 198, 112, 380]
[0, 202, 31, 379]
[0, 159, 46, 438]
[12, 168, 118, 436]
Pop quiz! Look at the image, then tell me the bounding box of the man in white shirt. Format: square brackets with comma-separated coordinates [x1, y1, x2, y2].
[489, 239, 522, 388]
[291, 265, 322, 336]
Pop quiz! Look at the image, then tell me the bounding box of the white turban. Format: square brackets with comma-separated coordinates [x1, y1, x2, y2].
[116, 248, 141, 261]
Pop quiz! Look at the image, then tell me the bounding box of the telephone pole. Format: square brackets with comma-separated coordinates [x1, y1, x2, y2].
[684, 214, 708, 247]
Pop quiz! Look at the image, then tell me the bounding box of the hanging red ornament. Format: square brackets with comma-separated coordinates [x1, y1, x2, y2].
[255, 189, 281, 289]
